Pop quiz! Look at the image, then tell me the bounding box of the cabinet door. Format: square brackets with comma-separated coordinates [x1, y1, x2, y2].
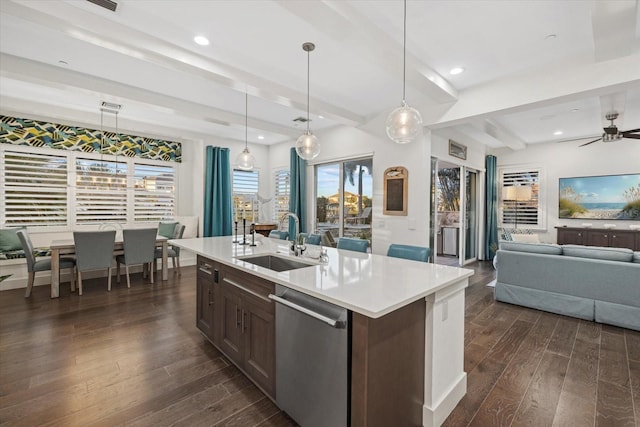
[610, 232, 635, 250]
[586, 230, 610, 247]
[219, 283, 243, 365]
[242, 297, 276, 398]
[557, 229, 584, 245]
[196, 276, 214, 339]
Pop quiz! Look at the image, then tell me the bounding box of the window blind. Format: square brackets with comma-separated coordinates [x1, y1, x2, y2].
[233, 169, 259, 222]
[273, 169, 290, 222]
[75, 158, 127, 223]
[2, 150, 68, 226]
[500, 169, 540, 226]
[134, 163, 176, 221]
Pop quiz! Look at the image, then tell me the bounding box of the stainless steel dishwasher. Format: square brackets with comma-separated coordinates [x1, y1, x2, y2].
[269, 284, 350, 427]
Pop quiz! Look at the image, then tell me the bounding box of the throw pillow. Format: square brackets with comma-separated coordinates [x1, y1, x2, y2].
[158, 222, 178, 238]
[510, 234, 540, 243]
[0, 227, 26, 252]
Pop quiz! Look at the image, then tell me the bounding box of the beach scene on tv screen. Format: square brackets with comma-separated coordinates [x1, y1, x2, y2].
[559, 174, 640, 220]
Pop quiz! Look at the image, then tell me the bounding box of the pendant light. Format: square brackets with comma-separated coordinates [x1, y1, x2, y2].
[386, 0, 423, 144]
[236, 92, 255, 170]
[295, 42, 320, 160]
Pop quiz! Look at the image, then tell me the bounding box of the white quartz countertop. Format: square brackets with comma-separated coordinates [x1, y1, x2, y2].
[171, 236, 474, 318]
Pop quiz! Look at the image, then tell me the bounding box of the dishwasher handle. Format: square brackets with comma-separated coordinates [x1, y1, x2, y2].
[269, 294, 346, 329]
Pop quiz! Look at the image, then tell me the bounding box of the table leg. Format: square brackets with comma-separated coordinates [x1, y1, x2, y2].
[51, 248, 60, 298]
[162, 241, 168, 281]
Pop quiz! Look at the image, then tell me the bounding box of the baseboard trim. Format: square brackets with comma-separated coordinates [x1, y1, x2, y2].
[422, 373, 467, 427]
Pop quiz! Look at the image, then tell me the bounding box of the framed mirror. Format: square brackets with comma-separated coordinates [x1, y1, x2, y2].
[383, 166, 408, 216]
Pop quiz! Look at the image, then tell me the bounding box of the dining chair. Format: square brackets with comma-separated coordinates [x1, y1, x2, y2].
[154, 224, 185, 275]
[269, 230, 289, 240]
[73, 230, 116, 296]
[336, 237, 369, 253]
[116, 228, 158, 288]
[306, 233, 322, 245]
[17, 230, 76, 298]
[387, 244, 431, 262]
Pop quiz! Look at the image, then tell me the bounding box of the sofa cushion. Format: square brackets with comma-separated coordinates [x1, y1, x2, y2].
[634, 252, 640, 263]
[499, 241, 563, 255]
[0, 227, 26, 252]
[563, 245, 633, 262]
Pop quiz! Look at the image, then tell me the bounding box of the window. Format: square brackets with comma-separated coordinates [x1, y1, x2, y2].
[273, 169, 290, 222]
[134, 163, 176, 221]
[315, 157, 373, 244]
[499, 167, 543, 228]
[0, 145, 177, 228]
[233, 169, 259, 222]
[2, 150, 68, 226]
[75, 158, 127, 223]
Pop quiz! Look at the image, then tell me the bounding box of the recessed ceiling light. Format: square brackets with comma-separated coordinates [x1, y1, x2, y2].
[194, 36, 209, 46]
[318, 115, 324, 119]
[449, 67, 465, 75]
[257, 135, 265, 140]
[570, 108, 580, 113]
[545, 34, 557, 40]
[553, 130, 563, 136]
[58, 60, 68, 65]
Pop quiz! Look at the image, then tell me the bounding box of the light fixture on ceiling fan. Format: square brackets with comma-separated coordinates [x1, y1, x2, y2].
[386, 0, 423, 144]
[295, 42, 320, 161]
[579, 112, 640, 146]
[236, 92, 255, 170]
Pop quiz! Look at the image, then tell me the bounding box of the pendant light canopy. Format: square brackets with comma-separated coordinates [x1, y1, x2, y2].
[236, 92, 255, 170]
[295, 42, 320, 160]
[386, 0, 423, 144]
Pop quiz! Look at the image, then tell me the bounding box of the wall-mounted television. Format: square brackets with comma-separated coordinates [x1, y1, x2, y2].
[559, 173, 640, 220]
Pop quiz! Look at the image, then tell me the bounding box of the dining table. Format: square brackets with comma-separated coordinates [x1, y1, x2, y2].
[49, 235, 169, 298]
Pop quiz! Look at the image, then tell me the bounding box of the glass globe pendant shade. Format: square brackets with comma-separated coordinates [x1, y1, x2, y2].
[236, 147, 255, 170]
[386, 100, 423, 144]
[295, 131, 320, 160]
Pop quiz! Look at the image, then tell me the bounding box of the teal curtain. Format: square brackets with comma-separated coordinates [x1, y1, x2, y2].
[203, 146, 233, 237]
[485, 155, 498, 259]
[289, 147, 307, 237]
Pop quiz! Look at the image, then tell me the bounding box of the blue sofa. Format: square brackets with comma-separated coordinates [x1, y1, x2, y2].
[494, 241, 640, 331]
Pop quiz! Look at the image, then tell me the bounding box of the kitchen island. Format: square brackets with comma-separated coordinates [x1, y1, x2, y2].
[172, 236, 473, 427]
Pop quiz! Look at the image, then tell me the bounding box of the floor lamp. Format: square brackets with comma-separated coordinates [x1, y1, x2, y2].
[502, 186, 532, 228]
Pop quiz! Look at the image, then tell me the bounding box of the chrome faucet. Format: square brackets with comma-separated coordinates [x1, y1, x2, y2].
[280, 212, 304, 256]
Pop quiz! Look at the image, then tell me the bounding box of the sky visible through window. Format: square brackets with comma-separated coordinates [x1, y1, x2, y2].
[317, 163, 373, 198]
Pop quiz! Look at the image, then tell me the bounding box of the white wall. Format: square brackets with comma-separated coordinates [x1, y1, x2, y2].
[271, 124, 433, 255]
[492, 139, 640, 243]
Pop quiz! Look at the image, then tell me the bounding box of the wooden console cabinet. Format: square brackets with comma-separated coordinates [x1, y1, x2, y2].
[556, 226, 640, 250]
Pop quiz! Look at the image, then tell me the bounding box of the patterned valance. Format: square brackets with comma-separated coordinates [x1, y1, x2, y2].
[0, 115, 181, 163]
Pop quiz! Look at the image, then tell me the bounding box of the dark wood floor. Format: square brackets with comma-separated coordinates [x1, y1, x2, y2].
[1, 262, 638, 426]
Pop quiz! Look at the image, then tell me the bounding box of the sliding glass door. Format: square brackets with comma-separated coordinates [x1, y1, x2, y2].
[315, 158, 373, 246]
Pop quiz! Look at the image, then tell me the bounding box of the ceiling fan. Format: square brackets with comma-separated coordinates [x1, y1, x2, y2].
[578, 112, 640, 146]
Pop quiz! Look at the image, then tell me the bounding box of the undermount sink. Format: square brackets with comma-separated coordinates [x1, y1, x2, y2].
[237, 254, 317, 272]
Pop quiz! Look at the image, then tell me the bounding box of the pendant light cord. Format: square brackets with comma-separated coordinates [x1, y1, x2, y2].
[402, 0, 407, 102]
[245, 92, 248, 149]
[306, 47, 310, 133]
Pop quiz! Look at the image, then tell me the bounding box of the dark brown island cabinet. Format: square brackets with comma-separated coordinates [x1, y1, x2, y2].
[195, 255, 426, 426]
[556, 226, 640, 250]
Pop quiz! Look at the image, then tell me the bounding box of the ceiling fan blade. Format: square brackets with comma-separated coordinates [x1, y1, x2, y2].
[579, 137, 602, 147]
[621, 128, 640, 135]
[623, 134, 640, 140]
[557, 136, 599, 143]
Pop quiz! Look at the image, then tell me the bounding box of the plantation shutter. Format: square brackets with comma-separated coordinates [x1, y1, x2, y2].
[75, 158, 127, 223]
[232, 169, 259, 222]
[1, 150, 68, 226]
[134, 163, 176, 221]
[273, 169, 290, 222]
[501, 170, 540, 226]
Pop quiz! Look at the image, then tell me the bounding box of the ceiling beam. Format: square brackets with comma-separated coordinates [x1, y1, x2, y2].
[420, 54, 640, 129]
[0, 0, 364, 127]
[0, 54, 300, 140]
[276, 0, 459, 104]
